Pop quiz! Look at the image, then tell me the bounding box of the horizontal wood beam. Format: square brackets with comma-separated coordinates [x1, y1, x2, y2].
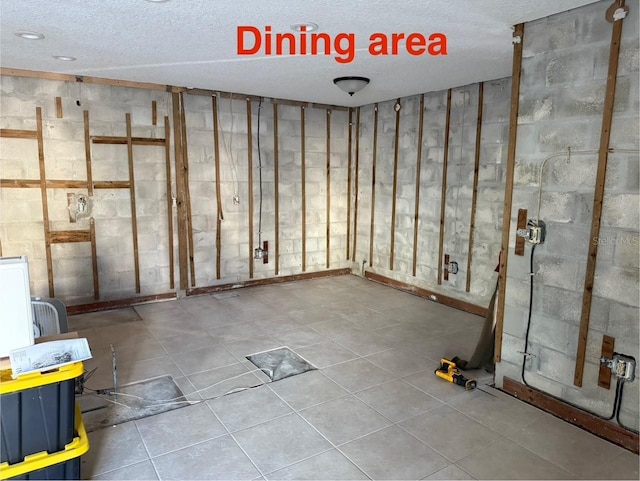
[66, 292, 177, 315]
[311, 103, 348, 111]
[0, 129, 37, 139]
[502, 377, 639, 454]
[1, 179, 40, 188]
[93, 180, 131, 189]
[364, 271, 488, 317]
[49, 230, 91, 243]
[274, 98, 309, 108]
[1, 179, 89, 189]
[92, 136, 166, 146]
[186, 268, 351, 296]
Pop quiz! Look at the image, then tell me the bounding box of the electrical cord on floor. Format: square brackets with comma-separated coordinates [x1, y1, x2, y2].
[520, 244, 623, 422]
[615, 369, 640, 435]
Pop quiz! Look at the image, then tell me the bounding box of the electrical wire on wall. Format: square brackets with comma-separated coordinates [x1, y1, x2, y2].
[219, 94, 240, 203]
[256, 98, 264, 249]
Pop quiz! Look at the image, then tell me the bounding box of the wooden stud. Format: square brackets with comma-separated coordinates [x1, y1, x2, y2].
[55, 97, 63, 119]
[180, 92, 196, 287]
[390, 99, 401, 271]
[49, 230, 91, 243]
[273, 103, 280, 275]
[187, 268, 351, 296]
[326, 109, 331, 269]
[346, 108, 353, 261]
[495, 24, 525, 363]
[466, 83, 484, 291]
[263, 240, 269, 264]
[301, 105, 307, 272]
[515, 208, 528, 256]
[83, 111, 93, 195]
[412, 94, 425, 277]
[152, 100, 158, 126]
[365, 271, 488, 317]
[172, 92, 188, 290]
[311, 103, 348, 112]
[212, 97, 223, 280]
[352, 107, 361, 262]
[502, 376, 638, 454]
[575, 4, 626, 387]
[247, 98, 254, 279]
[93, 181, 131, 189]
[126, 114, 141, 293]
[35, 107, 54, 298]
[444, 254, 450, 281]
[0, 129, 37, 139]
[274, 98, 309, 108]
[369, 104, 379, 268]
[598, 335, 615, 389]
[164, 115, 175, 289]
[437, 89, 452, 285]
[1, 179, 88, 189]
[91, 136, 166, 146]
[66, 292, 177, 315]
[90, 218, 99, 300]
[0, 179, 41, 188]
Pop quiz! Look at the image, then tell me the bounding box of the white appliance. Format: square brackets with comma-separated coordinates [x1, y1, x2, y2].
[0, 256, 35, 356]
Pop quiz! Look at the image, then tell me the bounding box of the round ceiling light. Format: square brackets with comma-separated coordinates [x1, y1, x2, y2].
[53, 55, 76, 61]
[333, 77, 370, 96]
[15, 31, 44, 40]
[290, 22, 318, 32]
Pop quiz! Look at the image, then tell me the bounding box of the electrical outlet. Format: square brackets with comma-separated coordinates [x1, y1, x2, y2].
[601, 354, 636, 382]
[517, 219, 546, 245]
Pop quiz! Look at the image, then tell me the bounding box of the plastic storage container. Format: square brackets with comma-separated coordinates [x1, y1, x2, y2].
[0, 362, 83, 465]
[0, 404, 89, 480]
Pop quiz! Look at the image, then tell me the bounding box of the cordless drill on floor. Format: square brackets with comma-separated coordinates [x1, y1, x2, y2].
[434, 358, 477, 390]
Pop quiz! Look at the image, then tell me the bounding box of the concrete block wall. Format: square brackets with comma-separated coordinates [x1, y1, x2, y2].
[0, 76, 174, 302]
[495, 0, 639, 430]
[354, 80, 510, 306]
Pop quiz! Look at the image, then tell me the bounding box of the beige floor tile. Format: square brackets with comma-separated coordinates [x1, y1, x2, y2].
[582, 450, 640, 480]
[265, 449, 368, 480]
[152, 435, 260, 480]
[187, 362, 264, 399]
[136, 402, 226, 457]
[423, 464, 475, 480]
[403, 369, 473, 402]
[272, 326, 328, 348]
[340, 426, 449, 480]
[171, 344, 238, 375]
[299, 395, 391, 445]
[91, 460, 158, 480]
[82, 422, 149, 477]
[294, 341, 358, 368]
[309, 318, 363, 339]
[157, 331, 218, 355]
[365, 348, 432, 377]
[268, 370, 349, 410]
[233, 413, 332, 474]
[322, 358, 394, 392]
[355, 379, 443, 422]
[334, 332, 398, 356]
[457, 438, 574, 479]
[399, 405, 503, 462]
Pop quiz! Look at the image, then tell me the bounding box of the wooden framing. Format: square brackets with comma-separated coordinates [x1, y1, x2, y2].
[466, 83, 484, 291]
[273, 103, 280, 275]
[575, 3, 626, 387]
[598, 335, 615, 389]
[390, 99, 401, 271]
[55, 97, 63, 118]
[495, 24, 525, 362]
[164, 115, 175, 289]
[1, 179, 90, 189]
[515, 208, 528, 256]
[180, 93, 196, 287]
[49, 230, 91, 243]
[0, 129, 37, 139]
[502, 377, 639, 454]
[90, 219, 99, 299]
[125, 114, 141, 293]
[301, 105, 307, 272]
[437, 89, 452, 285]
[212, 97, 223, 280]
[369, 104, 379, 268]
[365, 271, 487, 317]
[172, 91, 189, 290]
[93, 181, 130, 189]
[412, 94, 425, 277]
[346, 108, 353, 261]
[247, 98, 255, 279]
[352, 107, 361, 262]
[66, 292, 177, 315]
[187, 268, 351, 296]
[83, 111, 93, 195]
[326, 109, 331, 269]
[91, 136, 166, 146]
[152, 100, 157, 126]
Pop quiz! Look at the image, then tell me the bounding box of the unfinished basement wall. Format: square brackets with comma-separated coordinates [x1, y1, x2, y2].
[181, 95, 351, 287]
[354, 79, 511, 308]
[496, 0, 639, 431]
[0, 77, 175, 303]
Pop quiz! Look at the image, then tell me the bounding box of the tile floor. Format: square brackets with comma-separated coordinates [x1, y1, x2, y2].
[71, 275, 640, 480]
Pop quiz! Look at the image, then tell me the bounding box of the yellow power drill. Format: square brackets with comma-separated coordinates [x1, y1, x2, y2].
[434, 358, 477, 390]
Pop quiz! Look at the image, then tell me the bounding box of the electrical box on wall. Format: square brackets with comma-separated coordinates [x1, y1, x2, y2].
[517, 219, 546, 245]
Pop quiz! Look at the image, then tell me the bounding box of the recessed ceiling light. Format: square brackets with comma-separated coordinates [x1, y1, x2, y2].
[290, 22, 318, 32]
[15, 31, 44, 40]
[53, 55, 76, 61]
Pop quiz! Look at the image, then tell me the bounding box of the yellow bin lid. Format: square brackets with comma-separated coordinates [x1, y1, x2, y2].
[0, 362, 84, 395]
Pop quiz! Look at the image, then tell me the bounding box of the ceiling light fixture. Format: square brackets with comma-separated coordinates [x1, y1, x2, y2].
[15, 31, 44, 40]
[53, 55, 76, 61]
[333, 76, 370, 96]
[291, 22, 318, 32]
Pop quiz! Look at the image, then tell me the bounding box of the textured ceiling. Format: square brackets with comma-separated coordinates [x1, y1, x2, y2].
[1, 0, 599, 106]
